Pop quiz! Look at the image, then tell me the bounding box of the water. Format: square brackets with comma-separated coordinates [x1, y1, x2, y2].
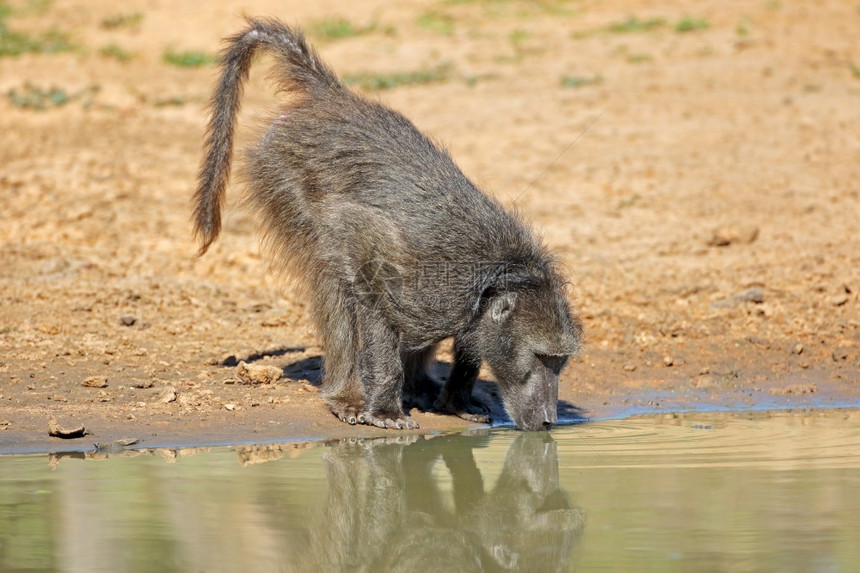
[2, 409, 859, 572]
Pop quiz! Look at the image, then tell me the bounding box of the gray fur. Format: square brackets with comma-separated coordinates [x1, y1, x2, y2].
[194, 17, 582, 431]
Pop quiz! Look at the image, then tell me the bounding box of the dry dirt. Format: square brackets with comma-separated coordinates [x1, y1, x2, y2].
[1, 0, 858, 453]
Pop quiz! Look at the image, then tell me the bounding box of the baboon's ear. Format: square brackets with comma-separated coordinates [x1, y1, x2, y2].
[490, 291, 517, 323]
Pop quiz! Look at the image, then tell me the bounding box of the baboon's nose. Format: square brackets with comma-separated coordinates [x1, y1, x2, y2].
[542, 420, 554, 431]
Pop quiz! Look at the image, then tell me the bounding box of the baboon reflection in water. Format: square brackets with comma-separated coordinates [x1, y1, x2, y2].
[288, 432, 583, 571]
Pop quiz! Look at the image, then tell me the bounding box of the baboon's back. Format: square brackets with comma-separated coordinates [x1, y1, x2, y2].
[247, 86, 541, 273]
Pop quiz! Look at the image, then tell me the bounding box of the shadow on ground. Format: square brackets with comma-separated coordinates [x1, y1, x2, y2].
[272, 355, 586, 426]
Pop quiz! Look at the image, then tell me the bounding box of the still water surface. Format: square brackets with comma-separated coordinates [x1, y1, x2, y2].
[2, 409, 859, 572]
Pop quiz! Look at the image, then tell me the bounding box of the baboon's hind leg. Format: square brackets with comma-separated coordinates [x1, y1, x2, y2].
[434, 336, 492, 424]
[402, 345, 442, 411]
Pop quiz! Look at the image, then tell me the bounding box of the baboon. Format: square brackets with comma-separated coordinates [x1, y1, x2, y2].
[194, 17, 582, 431]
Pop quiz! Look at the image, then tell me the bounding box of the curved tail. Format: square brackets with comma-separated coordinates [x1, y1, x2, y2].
[193, 17, 341, 255]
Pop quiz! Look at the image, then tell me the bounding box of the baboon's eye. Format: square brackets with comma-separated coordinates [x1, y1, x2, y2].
[536, 353, 567, 375]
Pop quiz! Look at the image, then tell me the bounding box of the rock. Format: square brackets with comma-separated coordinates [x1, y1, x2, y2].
[82, 375, 108, 388]
[119, 315, 137, 326]
[623, 364, 637, 372]
[832, 348, 849, 362]
[792, 343, 804, 355]
[708, 223, 759, 246]
[224, 403, 236, 411]
[236, 361, 283, 385]
[711, 287, 764, 309]
[159, 387, 177, 403]
[739, 288, 765, 304]
[663, 355, 674, 367]
[831, 293, 849, 306]
[48, 419, 88, 439]
[131, 380, 154, 389]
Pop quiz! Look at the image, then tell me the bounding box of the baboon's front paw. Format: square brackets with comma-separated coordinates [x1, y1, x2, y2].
[358, 411, 420, 430]
[330, 404, 360, 425]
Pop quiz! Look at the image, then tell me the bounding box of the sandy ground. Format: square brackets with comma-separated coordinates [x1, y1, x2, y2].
[1, 0, 858, 453]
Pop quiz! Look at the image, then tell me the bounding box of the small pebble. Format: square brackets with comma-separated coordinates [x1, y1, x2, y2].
[792, 343, 804, 355]
[711, 287, 764, 309]
[663, 355, 674, 367]
[708, 223, 759, 247]
[623, 364, 637, 372]
[831, 293, 849, 306]
[48, 419, 88, 439]
[82, 376, 108, 388]
[225, 403, 236, 411]
[159, 388, 177, 404]
[119, 315, 137, 326]
[832, 349, 849, 362]
[236, 361, 283, 385]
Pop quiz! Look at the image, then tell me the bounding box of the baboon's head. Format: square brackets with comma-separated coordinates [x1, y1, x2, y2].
[476, 273, 581, 431]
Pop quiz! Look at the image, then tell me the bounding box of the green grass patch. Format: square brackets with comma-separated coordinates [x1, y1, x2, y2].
[101, 12, 144, 29]
[444, 0, 580, 17]
[0, 26, 73, 56]
[7, 82, 98, 110]
[1, 0, 51, 18]
[154, 96, 186, 107]
[0, 0, 72, 57]
[509, 28, 531, 47]
[560, 74, 603, 89]
[99, 43, 134, 61]
[310, 17, 377, 40]
[417, 11, 455, 35]
[606, 16, 666, 33]
[163, 48, 216, 68]
[344, 64, 452, 91]
[675, 16, 710, 33]
[850, 63, 860, 80]
[627, 53, 653, 63]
